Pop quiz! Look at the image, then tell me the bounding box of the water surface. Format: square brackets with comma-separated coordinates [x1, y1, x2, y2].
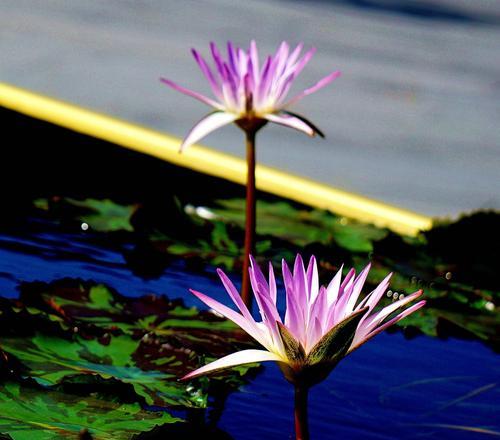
[0, 220, 498, 439]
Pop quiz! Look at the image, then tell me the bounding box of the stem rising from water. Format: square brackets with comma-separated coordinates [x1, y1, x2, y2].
[241, 129, 256, 309]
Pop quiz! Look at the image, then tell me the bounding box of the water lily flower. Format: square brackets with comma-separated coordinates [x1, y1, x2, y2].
[183, 255, 425, 384]
[160, 41, 340, 152]
[161, 42, 340, 309]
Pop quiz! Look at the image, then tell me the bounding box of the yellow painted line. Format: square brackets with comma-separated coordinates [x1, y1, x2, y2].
[0, 82, 432, 236]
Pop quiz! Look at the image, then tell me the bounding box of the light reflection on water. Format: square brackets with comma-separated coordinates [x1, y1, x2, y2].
[0, 223, 498, 439]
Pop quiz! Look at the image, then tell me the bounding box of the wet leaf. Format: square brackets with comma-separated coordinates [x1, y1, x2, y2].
[26, 195, 500, 350]
[0, 382, 179, 439]
[0, 280, 257, 409]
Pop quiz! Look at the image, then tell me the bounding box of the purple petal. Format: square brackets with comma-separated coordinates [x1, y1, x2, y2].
[350, 300, 426, 353]
[284, 70, 341, 107]
[293, 254, 309, 310]
[285, 291, 303, 344]
[329, 267, 356, 327]
[236, 47, 248, 77]
[309, 285, 328, 332]
[344, 263, 371, 316]
[306, 255, 319, 303]
[287, 43, 305, 68]
[180, 111, 237, 152]
[182, 349, 283, 380]
[227, 41, 238, 75]
[274, 72, 298, 106]
[160, 77, 222, 109]
[249, 40, 260, 82]
[264, 113, 315, 137]
[248, 256, 272, 319]
[253, 284, 283, 350]
[356, 273, 393, 311]
[268, 262, 277, 305]
[326, 264, 343, 307]
[189, 289, 266, 347]
[340, 268, 356, 292]
[288, 46, 316, 78]
[256, 55, 273, 103]
[210, 42, 226, 81]
[191, 49, 222, 100]
[217, 268, 254, 322]
[249, 256, 269, 293]
[363, 290, 424, 332]
[307, 317, 324, 350]
[274, 41, 290, 77]
[283, 259, 302, 340]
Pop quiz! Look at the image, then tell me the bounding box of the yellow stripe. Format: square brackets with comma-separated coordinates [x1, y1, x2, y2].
[0, 82, 432, 236]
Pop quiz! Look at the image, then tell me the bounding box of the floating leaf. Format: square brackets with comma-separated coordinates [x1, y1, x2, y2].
[0, 280, 258, 410]
[0, 382, 179, 440]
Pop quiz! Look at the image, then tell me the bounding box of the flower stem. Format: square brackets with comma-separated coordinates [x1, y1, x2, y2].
[294, 384, 310, 440]
[241, 129, 256, 309]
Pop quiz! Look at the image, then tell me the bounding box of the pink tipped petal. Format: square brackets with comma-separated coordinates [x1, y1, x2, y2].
[365, 290, 423, 331]
[249, 40, 260, 82]
[268, 262, 277, 305]
[326, 265, 344, 307]
[289, 46, 316, 78]
[182, 349, 284, 380]
[186, 253, 424, 381]
[284, 70, 341, 107]
[344, 263, 371, 316]
[333, 269, 357, 323]
[350, 300, 426, 352]
[293, 254, 309, 308]
[210, 42, 225, 79]
[160, 77, 222, 109]
[189, 289, 266, 347]
[191, 49, 222, 100]
[307, 256, 319, 304]
[306, 317, 323, 351]
[340, 268, 356, 293]
[356, 273, 393, 311]
[309, 285, 328, 331]
[256, 284, 281, 324]
[227, 41, 238, 75]
[249, 256, 270, 294]
[180, 111, 237, 152]
[285, 292, 303, 343]
[217, 269, 254, 322]
[265, 113, 315, 137]
[287, 43, 305, 68]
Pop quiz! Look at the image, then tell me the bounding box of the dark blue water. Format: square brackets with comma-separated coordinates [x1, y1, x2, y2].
[0, 223, 498, 439]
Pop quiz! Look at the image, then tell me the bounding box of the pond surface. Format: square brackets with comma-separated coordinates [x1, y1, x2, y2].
[0, 218, 498, 439]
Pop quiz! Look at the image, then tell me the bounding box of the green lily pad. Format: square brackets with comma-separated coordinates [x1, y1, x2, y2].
[0, 280, 257, 410]
[28, 195, 500, 351]
[0, 382, 179, 440]
[34, 197, 136, 232]
[213, 199, 387, 253]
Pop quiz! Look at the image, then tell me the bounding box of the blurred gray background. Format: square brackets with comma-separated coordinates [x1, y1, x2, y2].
[1, 0, 499, 217]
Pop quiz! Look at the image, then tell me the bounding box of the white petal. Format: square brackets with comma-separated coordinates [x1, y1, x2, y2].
[264, 113, 315, 137]
[182, 349, 284, 380]
[180, 112, 237, 152]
